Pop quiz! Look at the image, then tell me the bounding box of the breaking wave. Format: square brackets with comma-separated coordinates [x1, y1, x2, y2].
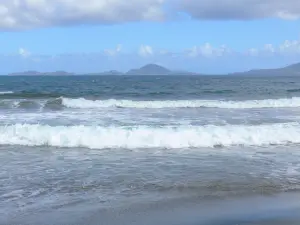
[0, 98, 63, 110]
[1, 123, 300, 149]
[3, 97, 300, 110]
[61, 97, 300, 109]
[0, 91, 14, 95]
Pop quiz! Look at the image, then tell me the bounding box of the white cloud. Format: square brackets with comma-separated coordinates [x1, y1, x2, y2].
[244, 38, 300, 56]
[278, 40, 300, 54]
[104, 44, 122, 56]
[1, 0, 300, 30]
[263, 44, 275, 53]
[139, 45, 154, 57]
[246, 48, 259, 56]
[19, 47, 31, 57]
[186, 43, 231, 58]
[0, 0, 165, 30]
[177, 0, 300, 20]
[159, 38, 300, 58]
[15, 38, 300, 63]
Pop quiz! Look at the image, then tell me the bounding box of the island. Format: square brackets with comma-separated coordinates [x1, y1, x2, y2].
[230, 62, 300, 76]
[7, 62, 300, 76]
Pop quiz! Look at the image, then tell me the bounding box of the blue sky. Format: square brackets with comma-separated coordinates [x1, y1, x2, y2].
[1, 0, 300, 74]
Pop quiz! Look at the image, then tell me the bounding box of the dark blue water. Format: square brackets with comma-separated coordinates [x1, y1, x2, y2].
[1, 75, 300, 100]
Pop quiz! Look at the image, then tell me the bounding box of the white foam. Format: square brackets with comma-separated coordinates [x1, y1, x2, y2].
[61, 97, 300, 109]
[1, 123, 300, 149]
[0, 91, 13, 95]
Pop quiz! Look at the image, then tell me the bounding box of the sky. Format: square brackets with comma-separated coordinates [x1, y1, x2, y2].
[1, 0, 300, 74]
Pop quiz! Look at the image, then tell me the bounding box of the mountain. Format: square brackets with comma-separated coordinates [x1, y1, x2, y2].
[126, 64, 172, 75]
[9, 70, 74, 76]
[232, 62, 300, 76]
[283, 62, 300, 72]
[7, 65, 197, 76]
[7, 62, 300, 76]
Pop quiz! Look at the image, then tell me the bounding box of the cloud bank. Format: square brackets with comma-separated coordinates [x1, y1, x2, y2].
[0, 0, 165, 30]
[0, 0, 300, 30]
[178, 0, 300, 20]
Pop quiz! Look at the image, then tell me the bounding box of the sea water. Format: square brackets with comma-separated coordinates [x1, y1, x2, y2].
[1, 75, 300, 224]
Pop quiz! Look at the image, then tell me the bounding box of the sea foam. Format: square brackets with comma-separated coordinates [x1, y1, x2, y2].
[1, 123, 300, 149]
[0, 91, 13, 95]
[61, 97, 300, 109]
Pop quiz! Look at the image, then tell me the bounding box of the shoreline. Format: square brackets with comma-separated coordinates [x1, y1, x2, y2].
[91, 192, 300, 225]
[3, 192, 300, 225]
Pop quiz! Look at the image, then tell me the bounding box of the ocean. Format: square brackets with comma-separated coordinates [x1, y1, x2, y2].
[1, 75, 300, 225]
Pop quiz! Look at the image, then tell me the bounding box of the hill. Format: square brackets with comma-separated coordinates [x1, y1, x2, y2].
[232, 62, 300, 76]
[7, 62, 300, 76]
[126, 64, 171, 75]
[125, 64, 197, 75]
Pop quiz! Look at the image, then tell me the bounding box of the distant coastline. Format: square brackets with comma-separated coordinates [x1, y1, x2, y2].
[7, 62, 300, 76]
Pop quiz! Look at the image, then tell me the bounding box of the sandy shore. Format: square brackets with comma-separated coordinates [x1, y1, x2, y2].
[2, 192, 300, 225]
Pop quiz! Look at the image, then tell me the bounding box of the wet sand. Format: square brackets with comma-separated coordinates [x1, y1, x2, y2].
[3, 192, 300, 225]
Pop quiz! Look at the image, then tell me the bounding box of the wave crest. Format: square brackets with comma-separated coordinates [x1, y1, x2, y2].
[61, 97, 300, 109]
[0, 91, 14, 95]
[1, 123, 300, 149]
[2, 97, 300, 110]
